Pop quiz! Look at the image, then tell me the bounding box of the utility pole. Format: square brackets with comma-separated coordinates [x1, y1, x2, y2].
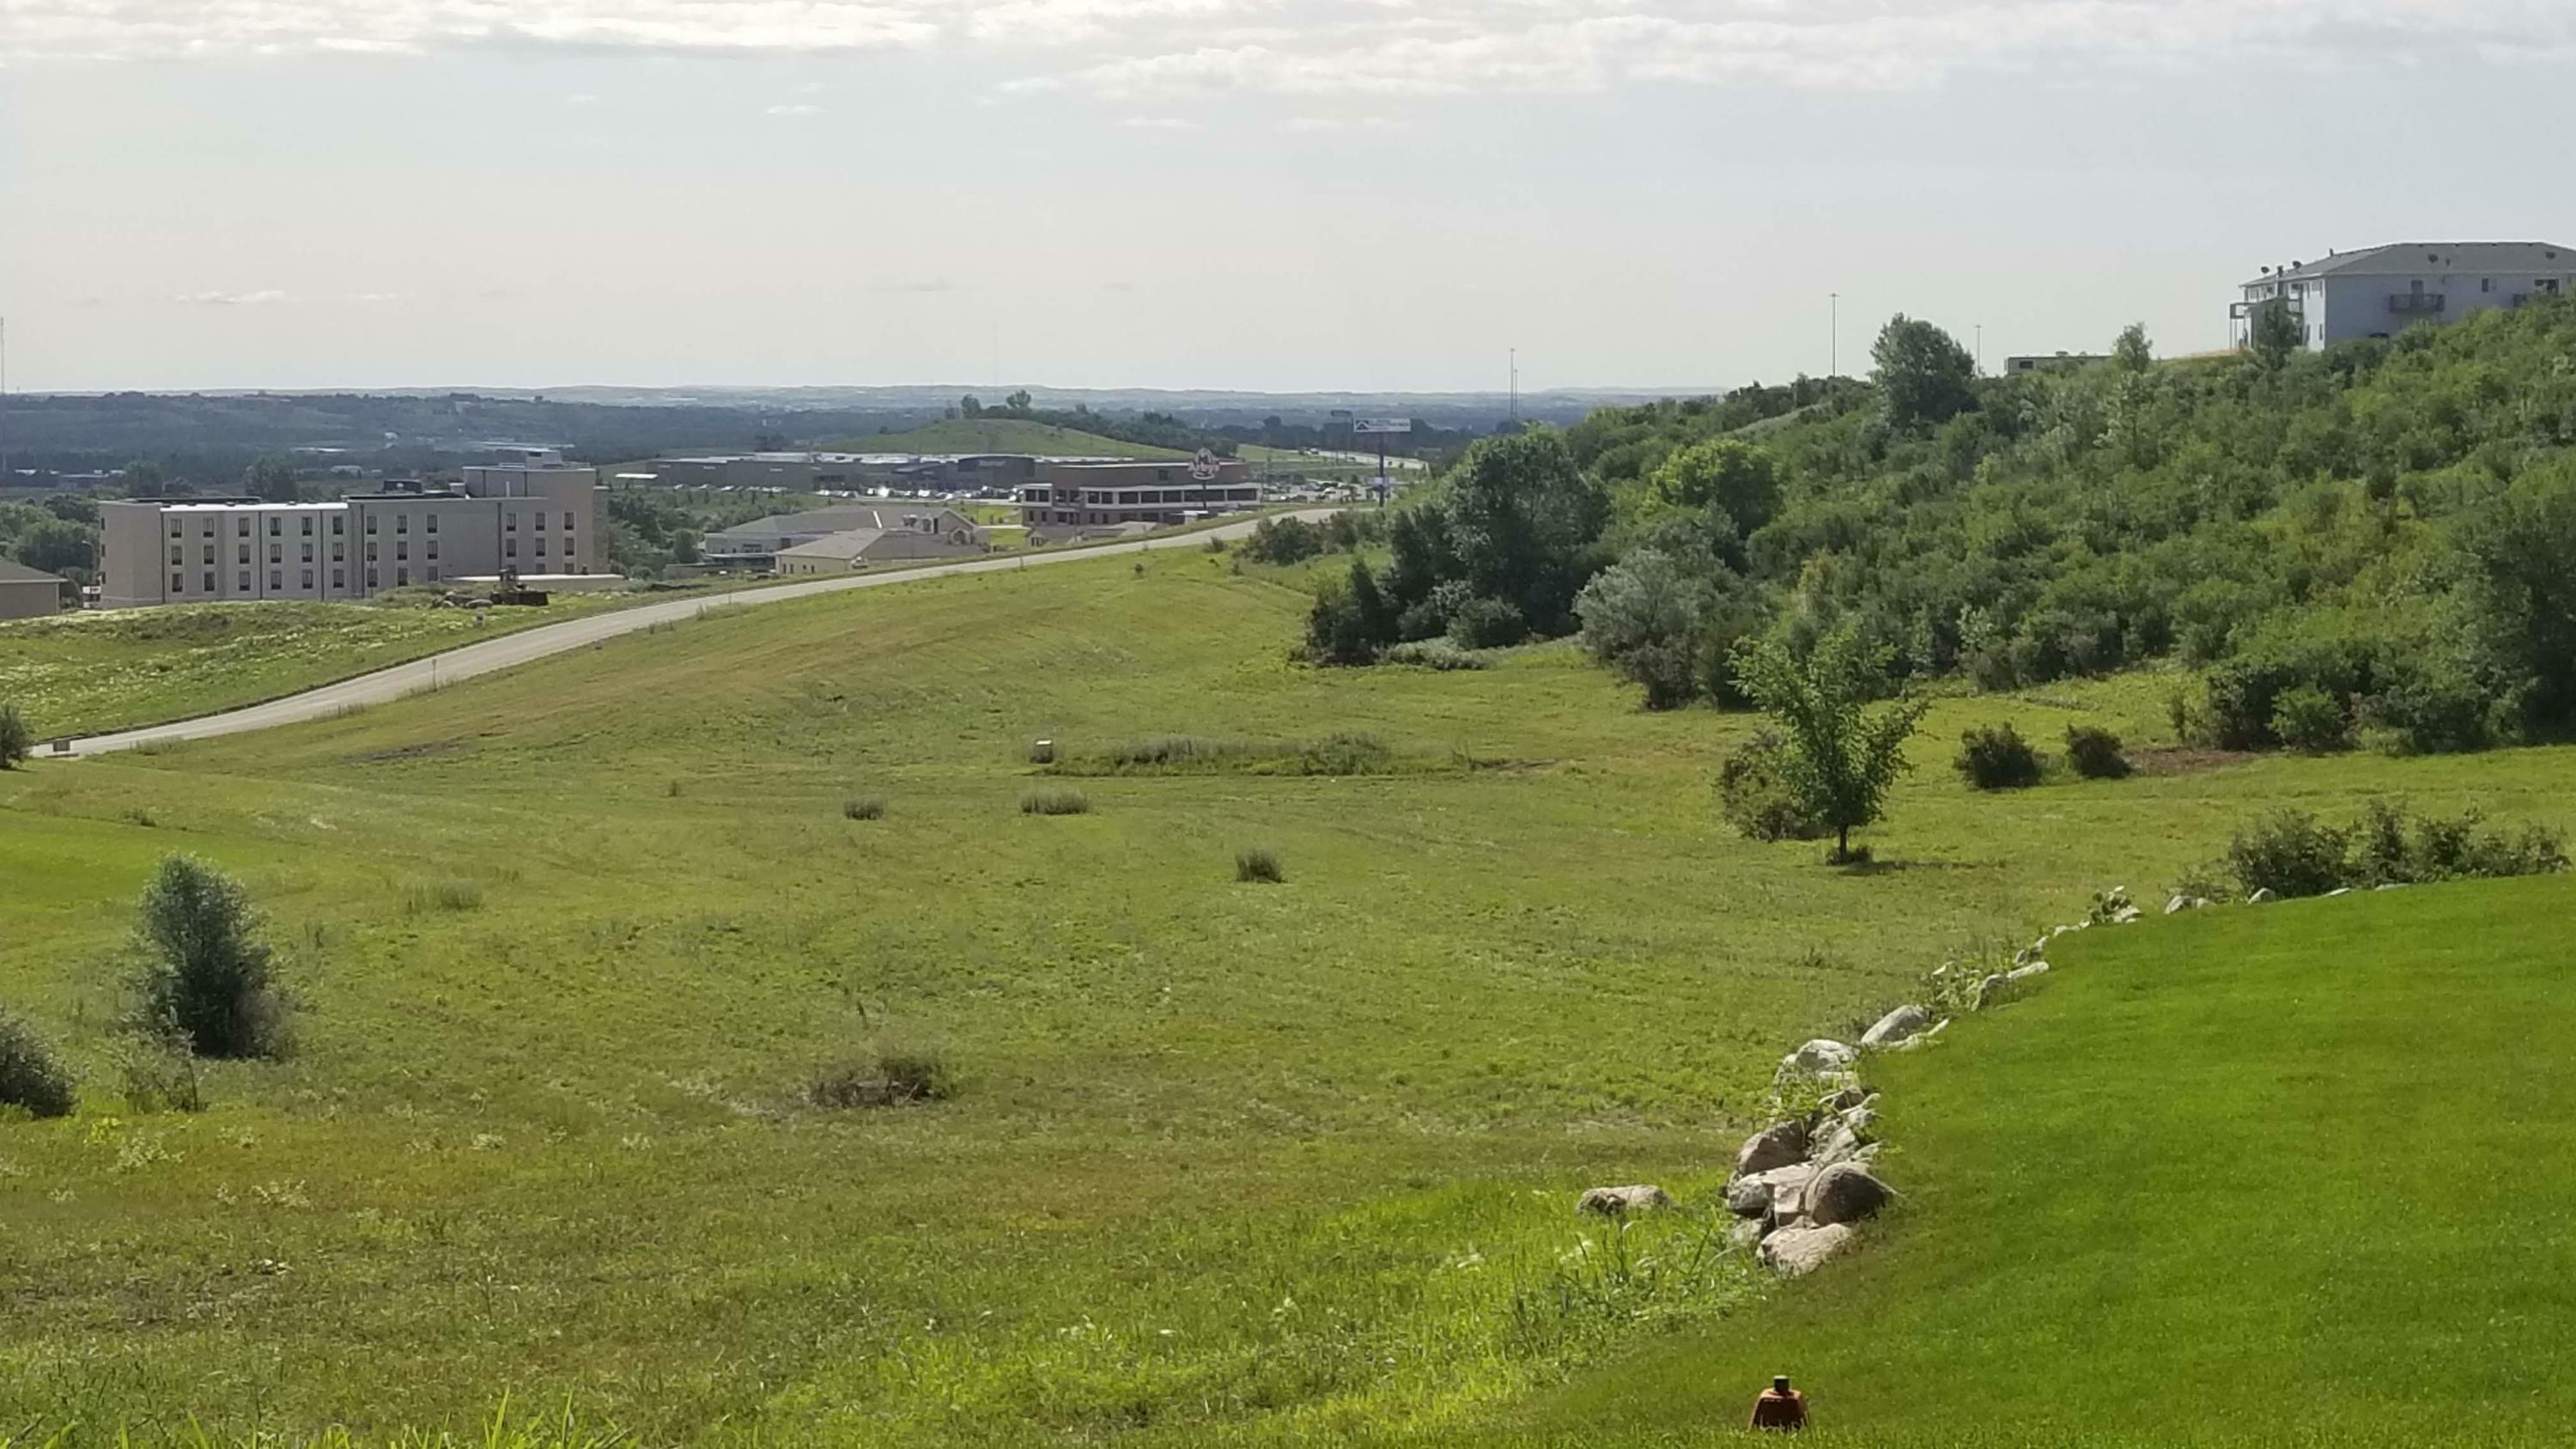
[1509, 348, 1518, 428]
[1830, 294, 1838, 379]
[1975, 323, 1984, 376]
[0, 316, 11, 486]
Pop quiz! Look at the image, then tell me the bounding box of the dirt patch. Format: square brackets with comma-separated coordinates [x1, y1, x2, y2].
[2129, 746, 2262, 776]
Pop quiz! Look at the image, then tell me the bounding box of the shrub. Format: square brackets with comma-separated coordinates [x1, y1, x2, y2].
[1241, 515, 1327, 565]
[1021, 788, 1091, 816]
[403, 878, 483, 913]
[2269, 684, 2350, 752]
[1717, 728, 1828, 843]
[810, 1038, 956, 1109]
[1026, 738, 1058, 765]
[1955, 723, 2044, 790]
[843, 795, 887, 821]
[0, 702, 31, 770]
[130, 855, 289, 1060]
[2226, 809, 2351, 899]
[1379, 639, 1490, 671]
[2064, 724, 2132, 780]
[1235, 847, 1285, 884]
[1447, 596, 1529, 650]
[0, 1010, 76, 1119]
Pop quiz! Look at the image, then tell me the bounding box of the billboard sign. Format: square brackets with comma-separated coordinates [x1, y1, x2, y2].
[1352, 418, 1413, 435]
[1189, 447, 1222, 482]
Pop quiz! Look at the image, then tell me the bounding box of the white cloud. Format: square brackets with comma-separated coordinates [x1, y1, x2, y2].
[7, 0, 2571, 97]
[764, 102, 824, 116]
[1121, 113, 1198, 129]
[1281, 113, 1395, 132]
[174, 290, 289, 306]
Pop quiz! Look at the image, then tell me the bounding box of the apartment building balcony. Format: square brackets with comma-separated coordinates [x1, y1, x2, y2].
[2229, 300, 2304, 321]
[2388, 293, 2448, 315]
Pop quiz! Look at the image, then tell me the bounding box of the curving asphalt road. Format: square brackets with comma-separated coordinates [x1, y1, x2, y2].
[64, 510, 1340, 758]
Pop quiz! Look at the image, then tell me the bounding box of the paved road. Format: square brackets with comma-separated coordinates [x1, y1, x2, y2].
[64, 511, 1337, 758]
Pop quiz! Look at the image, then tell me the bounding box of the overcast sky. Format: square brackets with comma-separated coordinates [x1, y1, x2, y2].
[3, 2, 2573, 393]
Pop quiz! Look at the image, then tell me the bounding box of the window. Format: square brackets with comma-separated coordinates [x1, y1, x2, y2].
[563, 512, 574, 532]
[2483, 277, 2496, 294]
[202, 545, 216, 564]
[301, 542, 313, 563]
[237, 518, 251, 537]
[506, 539, 518, 558]
[204, 571, 216, 592]
[169, 545, 183, 565]
[396, 514, 409, 534]
[268, 517, 282, 536]
[237, 569, 252, 591]
[269, 543, 282, 563]
[168, 521, 182, 539]
[426, 514, 438, 534]
[203, 521, 215, 538]
[332, 542, 345, 562]
[270, 569, 283, 590]
[332, 515, 344, 536]
[396, 568, 409, 587]
[366, 514, 377, 535]
[535, 511, 547, 530]
[534, 538, 547, 558]
[172, 572, 185, 593]
[367, 568, 378, 588]
[367, 542, 379, 562]
[426, 541, 440, 561]
[506, 511, 518, 532]
[332, 568, 345, 589]
[427, 565, 440, 582]
[396, 541, 409, 561]
[301, 569, 314, 589]
[301, 516, 314, 536]
[238, 545, 251, 565]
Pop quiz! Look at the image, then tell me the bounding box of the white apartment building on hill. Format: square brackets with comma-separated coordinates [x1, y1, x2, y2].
[99, 452, 604, 609]
[2233, 241, 2576, 351]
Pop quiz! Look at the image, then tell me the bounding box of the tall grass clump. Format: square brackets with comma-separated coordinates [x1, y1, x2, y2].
[1956, 723, 2044, 790]
[131, 855, 290, 1060]
[2064, 724, 2132, 779]
[809, 1038, 957, 1109]
[2223, 801, 2568, 899]
[0, 1009, 76, 1119]
[0, 701, 31, 769]
[843, 795, 887, 821]
[1235, 847, 1285, 884]
[1021, 788, 1091, 816]
[404, 878, 484, 914]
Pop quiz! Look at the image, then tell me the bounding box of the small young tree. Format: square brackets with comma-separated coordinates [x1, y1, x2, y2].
[1872, 315, 1979, 433]
[2248, 297, 2304, 371]
[2111, 322, 2154, 374]
[0, 1009, 76, 1119]
[131, 855, 289, 1060]
[0, 702, 31, 770]
[1731, 623, 1930, 861]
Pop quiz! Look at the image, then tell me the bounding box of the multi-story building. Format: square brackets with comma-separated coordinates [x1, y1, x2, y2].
[1016, 458, 1258, 531]
[98, 452, 603, 609]
[2233, 241, 2576, 351]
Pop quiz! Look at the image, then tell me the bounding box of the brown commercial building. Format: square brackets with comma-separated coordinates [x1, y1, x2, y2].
[1017, 459, 1259, 530]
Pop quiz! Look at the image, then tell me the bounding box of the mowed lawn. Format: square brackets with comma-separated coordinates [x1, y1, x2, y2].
[1518, 876, 2576, 1449]
[2, 548, 2572, 1446]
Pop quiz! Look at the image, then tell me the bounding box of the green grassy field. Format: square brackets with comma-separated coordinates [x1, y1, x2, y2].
[1518, 874, 2576, 1448]
[2, 549, 2571, 1446]
[838, 419, 1187, 459]
[0, 594, 671, 739]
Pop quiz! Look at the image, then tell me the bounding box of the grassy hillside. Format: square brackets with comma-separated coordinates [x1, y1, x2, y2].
[0, 594, 659, 739]
[1523, 876, 2576, 1447]
[3, 550, 2573, 1444]
[840, 417, 1188, 459]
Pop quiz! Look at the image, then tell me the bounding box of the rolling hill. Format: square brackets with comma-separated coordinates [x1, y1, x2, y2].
[833, 417, 1189, 459]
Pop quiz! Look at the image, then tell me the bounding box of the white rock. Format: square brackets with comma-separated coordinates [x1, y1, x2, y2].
[1779, 1039, 1858, 1077]
[2248, 887, 2278, 904]
[2007, 960, 2050, 983]
[1759, 1221, 1857, 1277]
[2376, 882, 2407, 891]
[1577, 1184, 1671, 1217]
[2111, 904, 2143, 924]
[2327, 887, 2352, 898]
[1860, 1005, 1933, 1049]
[2166, 894, 2194, 916]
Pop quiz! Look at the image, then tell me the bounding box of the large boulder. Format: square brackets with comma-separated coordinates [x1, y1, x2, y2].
[1778, 1038, 1857, 1078]
[1819, 1085, 1870, 1114]
[1759, 1221, 1856, 1278]
[1804, 1162, 1894, 1226]
[1973, 972, 2008, 1009]
[1577, 1184, 1670, 1217]
[1809, 1121, 1863, 1168]
[1734, 1120, 1809, 1178]
[1860, 1005, 1932, 1049]
[1727, 1164, 1816, 1220]
[1887, 1020, 1948, 1053]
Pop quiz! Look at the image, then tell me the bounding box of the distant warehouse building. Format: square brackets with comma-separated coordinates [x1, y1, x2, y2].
[97, 450, 604, 608]
[701, 505, 979, 572]
[2233, 240, 2576, 351]
[0, 559, 69, 620]
[1018, 458, 1257, 533]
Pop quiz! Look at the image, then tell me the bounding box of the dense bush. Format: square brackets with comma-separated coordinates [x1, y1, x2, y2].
[1235, 847, 1285, 884]
[130, 855, 289, 1060]
[1956, 723, 2044, 790]
[810, 1038, 955, 1109]
[1020, 789, 1091, 816]
[1447, 596, 1528, 650]
[2224, 801, 2567, 898]
[2063, 724, 2131, 779]
[1716, 730, 1826, 843]
[0, 1010, 76, 1119]
[0, 702, 30, 769]
[843, 795, 887, 821]
[1241, 516, 1328, 565]
[2269, 685, 2351, 753]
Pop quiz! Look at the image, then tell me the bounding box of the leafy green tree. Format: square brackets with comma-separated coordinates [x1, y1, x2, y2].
[2248, 297, 2304, 370]
[1729, 622, 1930, 861]
[0, 701, 31, 769]
[1647, 437, 1781, 533]
[1576, 549, 1707, 709]
[10, 518, 94, 578]
[2453, 461, 2576, 729]
[1872, 315, 1979, 432]
[121, 460, 167, 496]
[1004, 390, 1032, 411]
[2112, 322, 2154, 374]
[244, 455, 300, 502]
[131, 855, 289, 1060]
[1443, 430, 1608, 635]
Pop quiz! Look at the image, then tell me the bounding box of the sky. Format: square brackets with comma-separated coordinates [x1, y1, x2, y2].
[3, 1, 2574, 394]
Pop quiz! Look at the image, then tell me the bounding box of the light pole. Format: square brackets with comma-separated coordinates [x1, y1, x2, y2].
[1830, 293, 1838, 379]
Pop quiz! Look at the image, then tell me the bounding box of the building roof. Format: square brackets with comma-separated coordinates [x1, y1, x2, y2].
[707, 506, 968, 542]
[773, 529, 894, 563]
[2252, 241, 2576, 285]
[0, 559, 68, 585]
